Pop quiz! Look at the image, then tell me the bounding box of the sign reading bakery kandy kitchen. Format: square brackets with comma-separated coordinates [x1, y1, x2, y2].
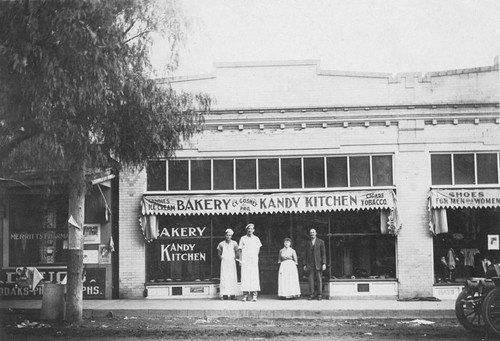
[142, 190, 397, 216]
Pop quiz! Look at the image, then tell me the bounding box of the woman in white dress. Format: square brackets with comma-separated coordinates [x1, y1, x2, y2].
[277, 238, 301, 299]
[217, 228, 239, 300]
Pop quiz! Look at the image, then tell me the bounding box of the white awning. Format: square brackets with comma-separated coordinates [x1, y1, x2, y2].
[141, 190, 397, 216]
[429, 189, 500, 209]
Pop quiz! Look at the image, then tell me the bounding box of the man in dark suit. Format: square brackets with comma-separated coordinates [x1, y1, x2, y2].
[303, 228, 326, 300]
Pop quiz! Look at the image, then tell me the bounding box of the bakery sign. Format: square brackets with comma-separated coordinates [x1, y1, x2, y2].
[142, 190, 397, 216]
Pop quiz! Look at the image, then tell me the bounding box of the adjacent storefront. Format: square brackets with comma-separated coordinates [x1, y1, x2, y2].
[429, 153, 500, 299]
[0, 177, 116, 300]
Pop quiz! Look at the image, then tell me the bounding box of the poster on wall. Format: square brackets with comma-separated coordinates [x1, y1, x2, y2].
[83, 224, 101, 244]
[83, 249, 99, 264]
[488, 235, 499, 250]
[98, 245, 112, 264]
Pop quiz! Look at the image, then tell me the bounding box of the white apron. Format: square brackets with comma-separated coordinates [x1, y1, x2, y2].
[239, 235, 262, 292]
[218, 240, 239, 296]
[278, 247, 301, 298]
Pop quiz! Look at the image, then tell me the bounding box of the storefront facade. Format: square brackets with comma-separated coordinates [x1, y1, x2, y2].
[0, 175, 117, 299]
[119, 59, 499, 299]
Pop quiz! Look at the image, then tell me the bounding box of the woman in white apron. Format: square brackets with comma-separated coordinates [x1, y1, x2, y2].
[277, 237, 301, 299]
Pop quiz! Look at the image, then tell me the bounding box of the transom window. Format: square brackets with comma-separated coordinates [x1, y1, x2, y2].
[147, 155, 394, 191]
[431, 153, 499, 186]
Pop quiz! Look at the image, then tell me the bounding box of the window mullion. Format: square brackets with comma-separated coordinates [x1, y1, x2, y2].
[166, 160, 169, 191]
[301, 158, 305, 189]
[369, 155, 373, 187]
[451, 154, 455, 185]
[347, 156, 351, 187]
[188, 160, 192, 190]
[256, 159, 260, 190]
[279, 158, 282, 189]
[233, 159, 236, 190]
[324, 156, 327, 188]
[210, 159, 213, 190]
[474, 153, 478, 185]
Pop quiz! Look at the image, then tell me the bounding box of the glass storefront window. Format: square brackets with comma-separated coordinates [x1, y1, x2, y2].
[145, 209, 397, 289]
[191, 160, 211, 190]
[157, 155, 394, 193]
[431, 152, 500, 186]
[454, 154, 475, 185]
[258, 158, 279, 189]
[9, 194, 68, 266]
[431, 154, 452, 185]
[213, 160, 234, 190]
[372, 155, 393, 186]
[326, 157, 348, 187]
[330, 210, 396, 279]
[168, 160, 188, 191]
[146, 215, 211, 282]
[477, 153, 498, 184]
[147, 161, 166, 191]
[433, 208, 500, 283]
[281, 158, 302, 189]
[236, 159, 257, 189]
[349, 156, 370, 187]
[304, 157, 325, 188]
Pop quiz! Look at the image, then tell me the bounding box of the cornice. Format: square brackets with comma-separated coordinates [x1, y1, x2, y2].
[197, 103, 500, 132]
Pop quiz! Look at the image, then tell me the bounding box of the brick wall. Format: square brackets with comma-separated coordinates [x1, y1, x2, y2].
[395, 149, 434, 298]
[166, 60, 499, 109]
[118, 168, 147, 298]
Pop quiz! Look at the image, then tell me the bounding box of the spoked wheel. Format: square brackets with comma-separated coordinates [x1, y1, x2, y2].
[455, 289, 484, 332]
[482, 286, 500, 336]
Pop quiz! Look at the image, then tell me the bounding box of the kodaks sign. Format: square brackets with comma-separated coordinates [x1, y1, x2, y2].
[429, 189, 500, 209]
[142, 190, 397, 216]
[0, 268, 106, 299]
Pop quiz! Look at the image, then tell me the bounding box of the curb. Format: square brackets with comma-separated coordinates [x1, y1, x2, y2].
[1, 308, 457, 320]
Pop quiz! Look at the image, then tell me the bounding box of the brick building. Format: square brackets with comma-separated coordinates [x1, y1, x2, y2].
[119, 58, 500, 300]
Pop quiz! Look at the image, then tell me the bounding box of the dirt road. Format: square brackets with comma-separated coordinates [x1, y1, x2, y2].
[1, 314, 494, 340]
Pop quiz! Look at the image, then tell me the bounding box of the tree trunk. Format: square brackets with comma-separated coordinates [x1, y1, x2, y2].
[65, 161, 86, 322]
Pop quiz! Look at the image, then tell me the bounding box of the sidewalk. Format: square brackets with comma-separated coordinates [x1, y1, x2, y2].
[0, 296, 456, 320]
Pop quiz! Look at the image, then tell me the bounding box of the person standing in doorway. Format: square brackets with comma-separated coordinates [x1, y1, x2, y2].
[238, 223, 262, 302]
[217, 228, 239, 300]
[304, 228, 326, 300]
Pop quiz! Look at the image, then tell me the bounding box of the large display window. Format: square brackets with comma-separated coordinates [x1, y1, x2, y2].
[9, 193, 69, 266]
[433, 207, 500, 283]
[145, 209, 397, 291]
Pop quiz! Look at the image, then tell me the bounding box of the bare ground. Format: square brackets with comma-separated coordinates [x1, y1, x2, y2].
[0, 313, 493, 340]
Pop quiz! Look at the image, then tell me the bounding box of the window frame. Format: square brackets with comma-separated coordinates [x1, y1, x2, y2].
[430, 152, 500, 188]
[150, 154, 395, 194]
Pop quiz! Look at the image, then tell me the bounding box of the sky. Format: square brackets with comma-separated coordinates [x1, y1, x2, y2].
[151, 0, 500, 77]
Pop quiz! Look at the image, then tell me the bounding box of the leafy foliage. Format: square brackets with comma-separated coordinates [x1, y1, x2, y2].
[0, 0, 208, 175]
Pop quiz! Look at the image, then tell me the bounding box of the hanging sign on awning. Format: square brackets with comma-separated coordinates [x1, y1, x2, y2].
[142, 190, 397, 216]
[429, 188, 500, 209]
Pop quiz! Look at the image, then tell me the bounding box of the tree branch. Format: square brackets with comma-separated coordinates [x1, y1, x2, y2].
[123, 30, 150, 44]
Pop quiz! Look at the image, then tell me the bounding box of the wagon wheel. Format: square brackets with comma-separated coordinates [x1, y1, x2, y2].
[482, 286, 500, 336]
[455, 289, 484, 331]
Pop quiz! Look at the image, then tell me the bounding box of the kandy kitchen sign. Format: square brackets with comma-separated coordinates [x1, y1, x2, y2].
[142, 190, 397, 216]
[158, 226, 207, 262]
